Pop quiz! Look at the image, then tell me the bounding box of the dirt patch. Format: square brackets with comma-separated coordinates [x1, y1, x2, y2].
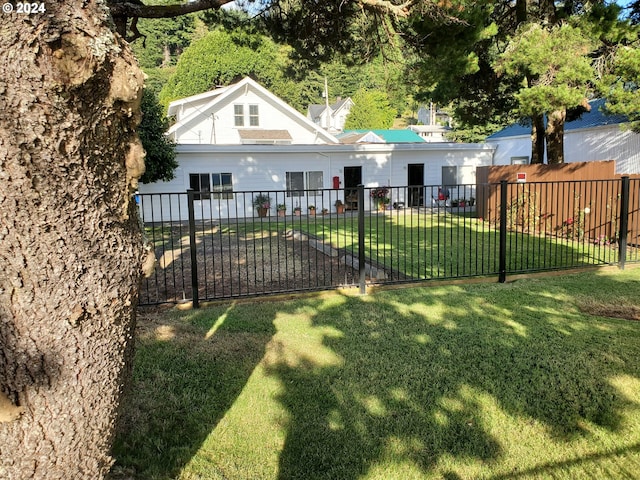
[140, 224, 357, 304]
[579, 301, 640, 322]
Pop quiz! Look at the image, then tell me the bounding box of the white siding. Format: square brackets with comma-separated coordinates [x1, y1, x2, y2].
[139, 144, 495, 221]
[168, 78, 337, 145]
[488, 125, 640, 174]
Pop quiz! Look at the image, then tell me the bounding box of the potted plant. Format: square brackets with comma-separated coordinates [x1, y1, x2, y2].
[458, 198, 466, 208]
[468, 197, 475, 207]
[321, 208, 329, 215]
[253, 193, 272, 217]
[335, 199, 345, 214]
[370, 186, 390, 212]
[277, 203, 287, 217]
[308, 205, 316, 216]
[294, 206, 302, 216]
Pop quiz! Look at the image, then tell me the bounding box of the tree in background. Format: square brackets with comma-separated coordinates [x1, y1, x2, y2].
[158, 28, 297, 108]
[499, 23, 595, 164]
[603, 45, 640, 132]
[139, 89, 178, 184]
[405, 1, 637, 162]
[344, 89, 396, 129]
[404, 1, 521, 143]
[596, 3, 640, 132]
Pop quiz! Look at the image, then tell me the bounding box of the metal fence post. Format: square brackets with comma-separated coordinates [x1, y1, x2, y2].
[187, 189, 200, 308]
[499, 180, 508, 283]
[619, 176, 630, 270]
[358, 184, 366, 295]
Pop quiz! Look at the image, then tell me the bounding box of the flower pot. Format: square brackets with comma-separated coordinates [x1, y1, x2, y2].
[294, 209, 301, 216]
[277, 210, 286, 217]
[257, 207, 269, 217]
[308, 209, 316, 216]
[335, 205, 345, 214]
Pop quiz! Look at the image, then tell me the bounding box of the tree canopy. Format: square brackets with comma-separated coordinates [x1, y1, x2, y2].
[139, 88, 178, 184]
[344, 89, 396, 129]
[604, 45, 640, 132]
[405, 1, 639, 162]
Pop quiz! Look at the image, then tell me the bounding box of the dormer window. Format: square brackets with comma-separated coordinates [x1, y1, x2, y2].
[234, 104, 244, 126]
[249, 104, 259, 126]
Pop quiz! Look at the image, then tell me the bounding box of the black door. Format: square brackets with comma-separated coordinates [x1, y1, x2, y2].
[408, 163, 424, 207]
[344, 166, 362, 210]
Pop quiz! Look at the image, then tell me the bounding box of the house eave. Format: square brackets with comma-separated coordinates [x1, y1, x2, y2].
[175, 142, 496, 154]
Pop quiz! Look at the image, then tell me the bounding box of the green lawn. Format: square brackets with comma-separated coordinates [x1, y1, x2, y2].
[173, 211, 619, 280]
[113, 267, 640, 479]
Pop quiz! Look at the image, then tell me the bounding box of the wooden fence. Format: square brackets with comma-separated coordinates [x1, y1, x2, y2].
[476, 162, 640, 246]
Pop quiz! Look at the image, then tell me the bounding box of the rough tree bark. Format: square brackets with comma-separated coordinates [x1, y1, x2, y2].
[530, 113, 545, 164]
[546, 108, 566, 164]
[0, 2, 149, 478]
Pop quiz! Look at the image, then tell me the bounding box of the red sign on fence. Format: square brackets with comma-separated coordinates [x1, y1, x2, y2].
[516, 172, 527, 183]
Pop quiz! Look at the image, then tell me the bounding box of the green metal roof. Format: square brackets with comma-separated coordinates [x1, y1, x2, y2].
[340, 129, 426, 143]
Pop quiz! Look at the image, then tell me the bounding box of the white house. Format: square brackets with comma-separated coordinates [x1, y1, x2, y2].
[407, 124, 451, 142]
[139, 77, 496, 220]
[167, 76, 339, 145]
[307, 97, 354, 134]
[486, 99, 640, 174]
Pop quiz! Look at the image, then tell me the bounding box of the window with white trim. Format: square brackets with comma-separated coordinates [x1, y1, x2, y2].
[189, 173, 210, 200]
[190, 173, 233, 200]
[286, 171, 324, 197]
[306, 171, 323, 194]
[286, 171, 304, 197]
[249, 104, 259, 126]
[234, 104, 244, 127]
[212, 173, 233, 199]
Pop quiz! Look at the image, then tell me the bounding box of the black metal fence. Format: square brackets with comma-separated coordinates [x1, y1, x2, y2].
[138, 178, 639, 306]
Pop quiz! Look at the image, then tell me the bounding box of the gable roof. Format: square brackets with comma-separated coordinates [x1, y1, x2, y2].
[488, 99, 628, 139]
[307, 97, 354, 118]
[307, 104, 325, 120]
[167, 77, 339, 144]
[166, 86, 228, 117]
[338, 129, 427, 144]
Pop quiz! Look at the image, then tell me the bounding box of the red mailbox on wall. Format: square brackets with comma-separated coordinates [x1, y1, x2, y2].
[333, 176, 341, 189]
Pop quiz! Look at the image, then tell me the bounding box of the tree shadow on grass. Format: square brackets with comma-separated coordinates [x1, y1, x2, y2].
[110, 303, 276, 479]
[265, 272, 640, 479]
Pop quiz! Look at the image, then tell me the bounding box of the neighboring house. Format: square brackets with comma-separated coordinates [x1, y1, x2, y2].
[413, 104, 451, 142]
[417, 104, 450, 127]
[487, 99, 640, 174]
[140, 77, 496, 220]
[337, 129, 426, 144]
[407, 125, 451, 142]
[166, 76, 339, 145]
[307, 97, 354, 133]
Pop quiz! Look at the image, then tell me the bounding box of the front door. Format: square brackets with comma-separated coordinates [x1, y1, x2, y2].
[344, 166, 362, 210]
[408, 163, 424, 207]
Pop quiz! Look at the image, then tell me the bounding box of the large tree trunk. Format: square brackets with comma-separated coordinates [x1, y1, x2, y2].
[530, 114, 545, 164]
[546, 109, 566, 164]
[0, 2, 146, 479]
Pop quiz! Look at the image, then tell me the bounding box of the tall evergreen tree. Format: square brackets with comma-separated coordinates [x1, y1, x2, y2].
[499, 23, 595, 164]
